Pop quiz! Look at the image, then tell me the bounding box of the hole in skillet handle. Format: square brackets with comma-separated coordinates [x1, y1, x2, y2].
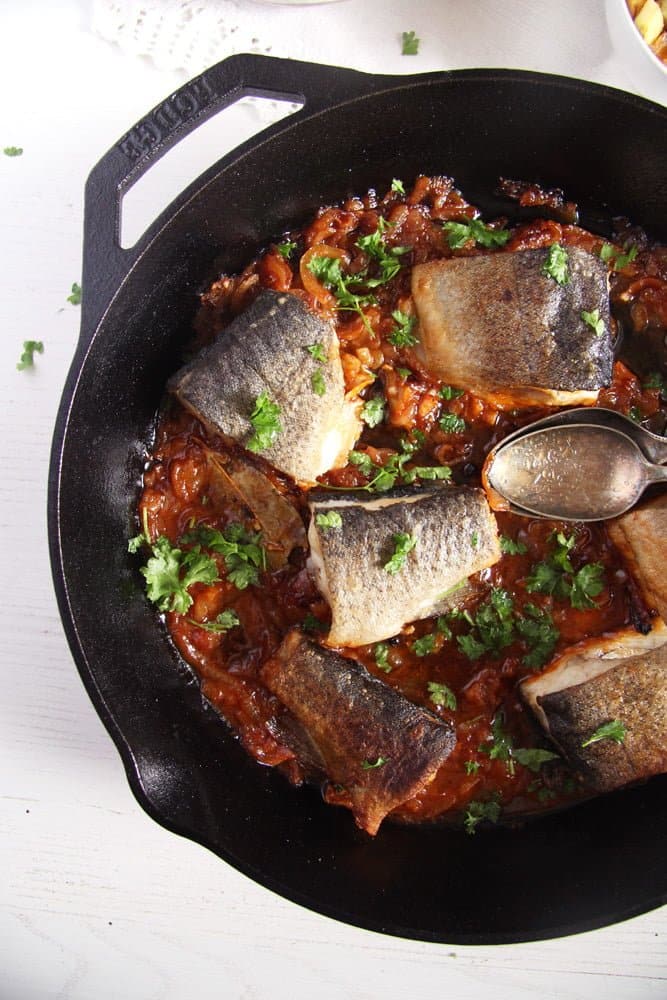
[80, 53, 393, 342]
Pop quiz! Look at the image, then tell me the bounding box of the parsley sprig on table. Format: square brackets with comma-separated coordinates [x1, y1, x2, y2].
[525, 531, 605, 610]
[16, 339, 44, 371]
[401, 30, 420, 55]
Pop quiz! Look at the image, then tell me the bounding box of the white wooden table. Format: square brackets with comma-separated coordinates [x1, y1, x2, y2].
[1, 2, 665, 997]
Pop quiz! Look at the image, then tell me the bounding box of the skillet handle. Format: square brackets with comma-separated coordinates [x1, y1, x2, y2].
[81, 53, 393, 337]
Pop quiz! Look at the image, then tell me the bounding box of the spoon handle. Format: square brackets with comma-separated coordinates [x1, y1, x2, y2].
[646, 463, 667, 485]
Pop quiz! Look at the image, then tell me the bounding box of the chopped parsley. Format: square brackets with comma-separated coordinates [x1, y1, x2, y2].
[384, 531, 417, 574]
[439, 412, 466, 434]
[388, 309, 419, 347]
[186, 609, 240, 633]
[411, 633, 437, 657]
[3, 146, 23, 156]
[311, 369, 326, 396]
[526, 532, 605, 610]
[348, 449, 376, 477]
[246, 391, 282, 453]
[512, 747, 560, 773]
[391, 178, 406, 195]
[361, 756, 388, 770]
[463, 797, 501, 834]
[127, 532, 146, 554]
[500, 535, 528, 556]
[479, 712, 516, 773]
[396, 366, 412, 380]
[464, 760, 480, 775]
[374, 642, 392, 672]
[307, 254, 377, 323]
[600, 242, 638, 271]
[347, 438, 445, 493]
[315, 510, 342, 530]
[403, 465, 452, 483]
[443, 218, 510, 250]
[182, 523, 266, 590]
[16, 339, 44, 371]
[306, 342, 327, 363]
[276, 239, 297, 259]
[401, 30, 420, 55]
[628, 405, 642, 423]
[356, 218, 409, 285]
[303, 612, 327, 633]
[439, 385, 464, 400]
[436, 615, 453, 639]
[427, 681, 457, 710]
[642, 371, 666, 394]
[581, 719, 627, 748]
[515, 603, 559, 669]
[541, 243, 569, 285]
[581, 307, 605, 336]
[457, 588, 515, 660]
[140, 536, 220, 614]
[471, 531, 479, 548]
[67, 282, 82, 305]
[361, 395, 386, 427]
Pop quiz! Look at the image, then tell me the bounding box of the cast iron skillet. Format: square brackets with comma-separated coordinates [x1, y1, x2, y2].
[49, 55, 667, 944]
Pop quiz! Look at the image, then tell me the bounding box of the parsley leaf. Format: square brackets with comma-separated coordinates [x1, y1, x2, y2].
[374, 642, 392, 672]
[439, 413, 466, 434]
[500, 535, 528, 556]
[600, 242, 638, 271]
[4, 146, 23, 156]
[479, 712, 516, 774]
[140, 536, 220, 614]
[315, 511, 343, 530]
[384, 532, 417, 574]
[581, 308, 605, 336]
[391, 178, 406, 195]
[513, 747, 560, 773]
[401, 30, 420, 55]
[388, 309, 418, 347]
[402, 465, 452, 483]
[443, 218, 510, 250]
[427, 681, 457, 710]
[464, 760, 480, 775]
[348, 449, 375, 477]
[361, 756, 388, 770]
[361, 395, 386, 427]
[186, 609, 240, 633]
[183, 524, 266, 590]
[463, 797, 501, 834]
[276, 239, 297, 259]
[311, 369, 326, 396]
[439, 385, 464, 400]
[642, 371, 666, 394]
[541, 243, 569, 285]
[356, 218, 409, 286]
[247, 391, 282, 453]
[16, 339, 44, 371]
[306, 342, 327, 363]
[516, 603, 559, 669]
[526, 532, 605, 610]
[396, 366, 412, 380]
[569, 562, 605, 610]
[127, 532, 147, 554]
[303, 612, 327, 633]
[581, 719, 627, 748]
[411, 634, 436, 657]
[67, 282, 82, 305]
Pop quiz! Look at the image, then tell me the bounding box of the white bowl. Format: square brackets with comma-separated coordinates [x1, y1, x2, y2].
[606, 0, 667, 99]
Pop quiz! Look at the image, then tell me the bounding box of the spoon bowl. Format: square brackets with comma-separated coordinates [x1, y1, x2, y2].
[487, 423, 667, 521]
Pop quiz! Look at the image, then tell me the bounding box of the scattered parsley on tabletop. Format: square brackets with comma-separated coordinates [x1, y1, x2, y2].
[67, 282, 82, 305]
[3, 146, 23, 157]
[16, 339, 44, 371]
[401, 30, 420, 55]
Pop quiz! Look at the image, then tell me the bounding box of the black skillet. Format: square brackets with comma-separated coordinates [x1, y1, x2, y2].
[48, 55, 667, 944]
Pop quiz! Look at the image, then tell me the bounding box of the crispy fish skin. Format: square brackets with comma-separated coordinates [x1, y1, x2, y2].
[307, 485, 501, 647]
[411, 247, 613, 405]
[608, 494, 667, 621]
[170, 290, 361, 485]
[521, 621, 667, 793]
[262, 630, 456, 835]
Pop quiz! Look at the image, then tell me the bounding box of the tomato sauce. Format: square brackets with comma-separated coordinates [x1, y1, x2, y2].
[137, 176, 667, 827]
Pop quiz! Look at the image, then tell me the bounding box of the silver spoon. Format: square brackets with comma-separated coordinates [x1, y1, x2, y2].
[486, 423, 667, 521]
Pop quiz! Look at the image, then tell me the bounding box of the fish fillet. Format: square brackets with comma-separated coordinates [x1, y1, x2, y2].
[262, 630, 456, 835]
[521, 620, 667, 792]
[170, 290, 362, 485]
[307, 485, 501, 647]
[608, 494, 667, 620]
[411, 247, 613, 406]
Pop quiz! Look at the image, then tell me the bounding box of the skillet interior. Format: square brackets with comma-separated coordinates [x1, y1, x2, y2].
[49, 61, 667, 944]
